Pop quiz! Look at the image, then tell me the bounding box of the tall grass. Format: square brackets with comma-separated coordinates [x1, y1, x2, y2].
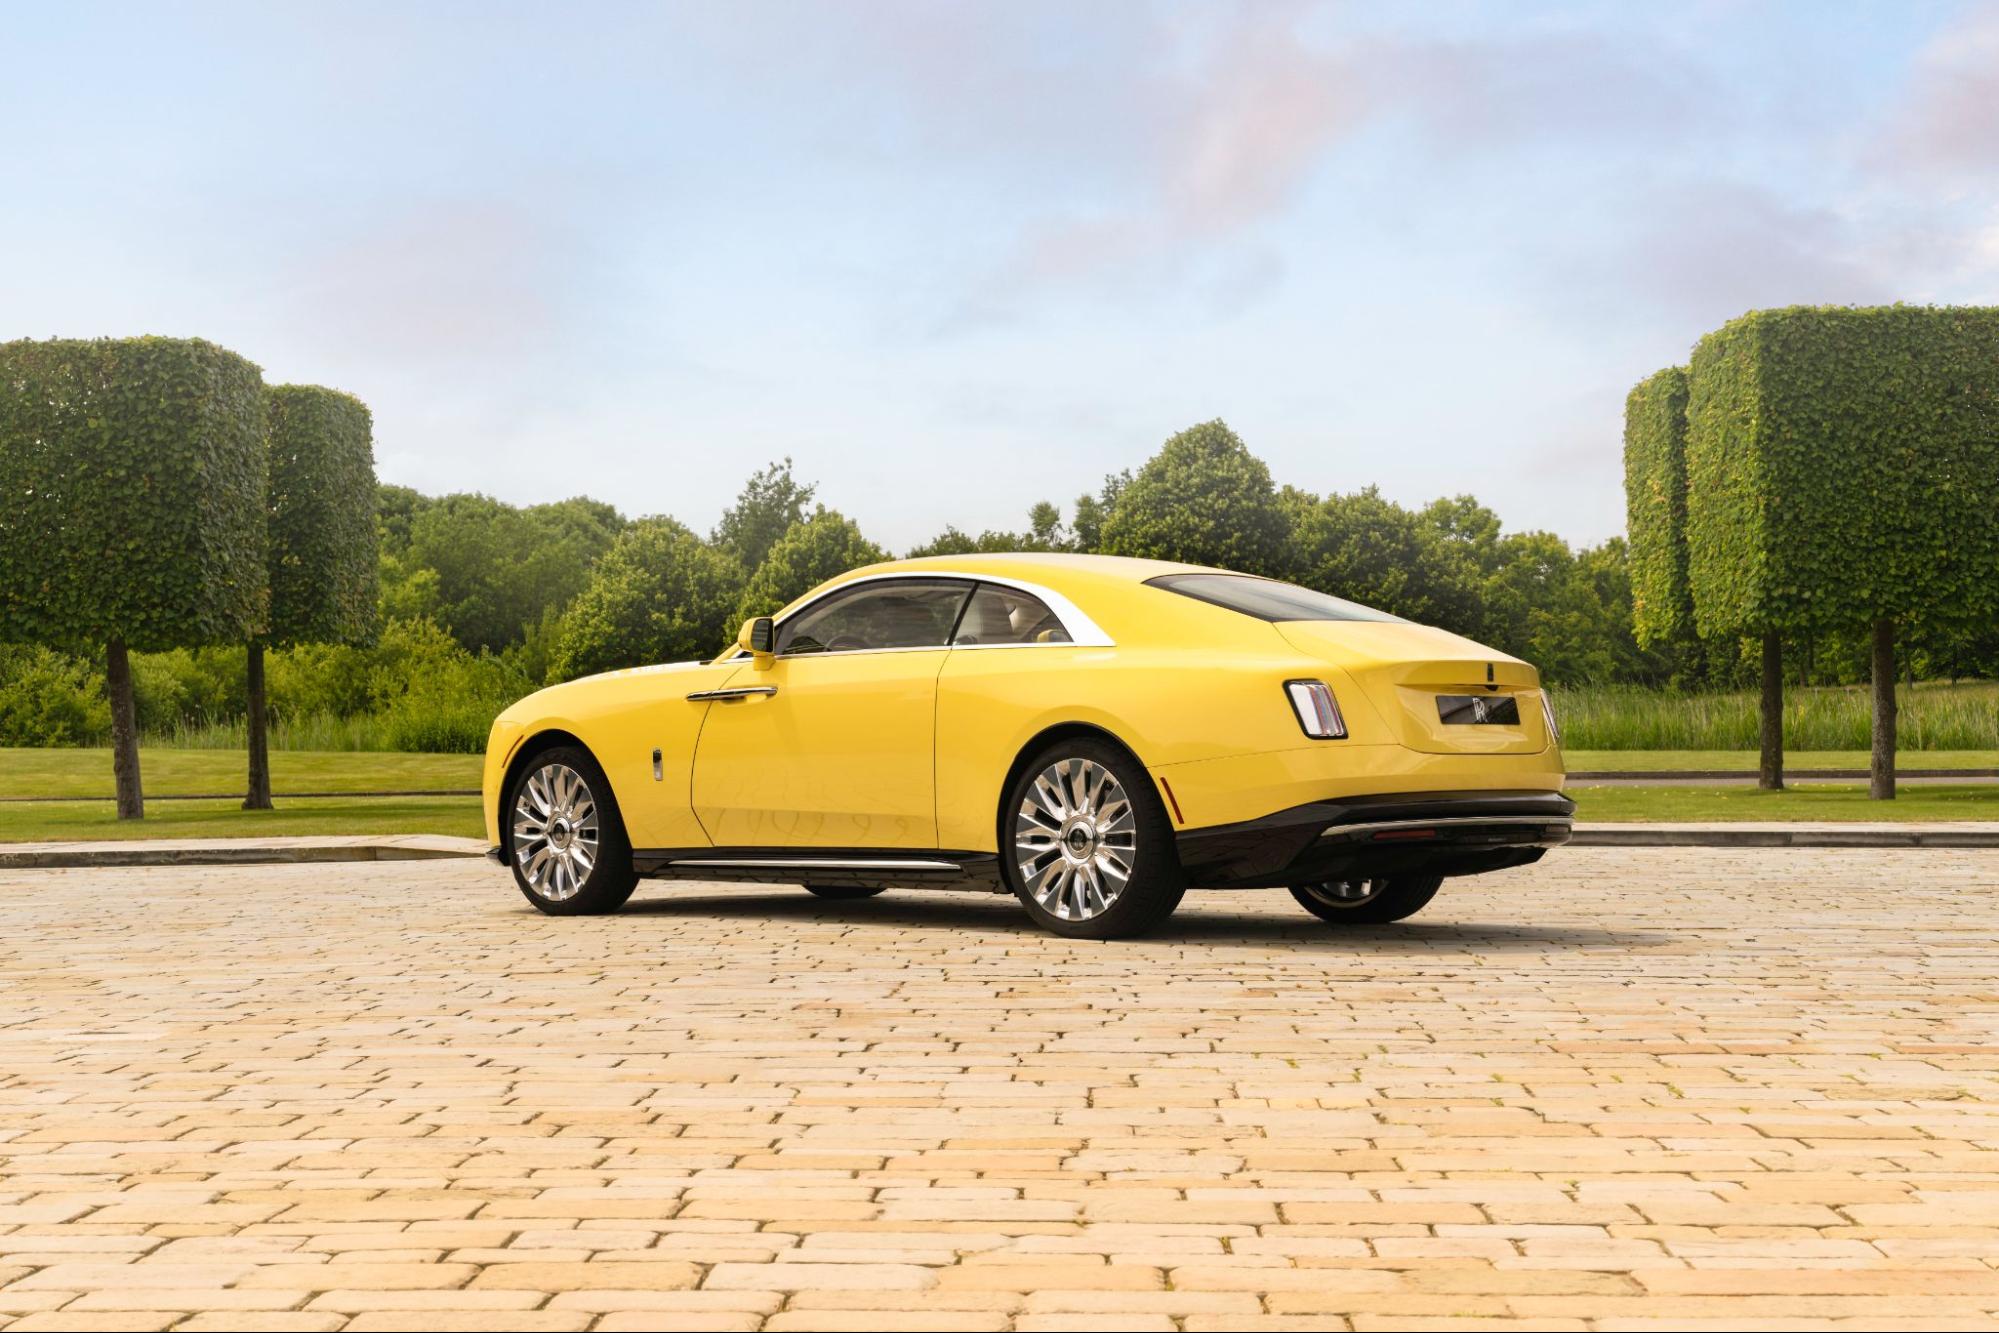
[1553, 681, 1999, 750]
[146, 711, 414, 752]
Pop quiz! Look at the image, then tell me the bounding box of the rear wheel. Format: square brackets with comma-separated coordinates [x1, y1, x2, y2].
[802, 884, 887, 900]
[507, 746, 637, 916]
[1003, 737, 1184, 939]
[1289, 875, 1441, 925]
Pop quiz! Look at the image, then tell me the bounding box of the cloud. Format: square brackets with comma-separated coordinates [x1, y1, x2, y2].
[279, 200, 593, 367]
[1371, 30, 1709, 154]
[1158, 11, 1359, 235]
[1547, 182, 1893, 329]
[1875, 6, 1999, 186]
[956, 8, 1717, 316]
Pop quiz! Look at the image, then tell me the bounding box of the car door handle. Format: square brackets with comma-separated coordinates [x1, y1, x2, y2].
[686, 686, 778, 702]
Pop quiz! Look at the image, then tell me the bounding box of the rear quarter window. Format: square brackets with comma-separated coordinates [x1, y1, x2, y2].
[1145, 573, 1404, 623]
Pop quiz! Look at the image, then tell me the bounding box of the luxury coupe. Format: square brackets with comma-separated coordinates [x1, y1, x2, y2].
[482, 553, 1571, 937]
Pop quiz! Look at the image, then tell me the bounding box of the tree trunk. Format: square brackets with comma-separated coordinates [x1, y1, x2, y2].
[1870, 618, 1896, 801]
[1758, 630, 1784, 791]
[106, 638, 144, 820]
[244, 637, 273, 810]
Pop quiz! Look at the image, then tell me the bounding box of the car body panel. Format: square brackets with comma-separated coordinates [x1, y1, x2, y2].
[691, 649, 948, 847]
[482, 657, 737, 850]
[483, 552, 1569, 877]
[1275, 621, 1551, 755]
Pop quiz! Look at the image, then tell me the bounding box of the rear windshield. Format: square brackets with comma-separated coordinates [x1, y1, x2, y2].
[1146, 573, 1404, 623]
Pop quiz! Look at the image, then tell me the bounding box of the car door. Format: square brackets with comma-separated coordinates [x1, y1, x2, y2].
[689, 577, 974, 849]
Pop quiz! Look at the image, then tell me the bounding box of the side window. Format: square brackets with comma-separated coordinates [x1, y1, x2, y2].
[952, 583, 1073, 646]
[776, 580, 972, 656]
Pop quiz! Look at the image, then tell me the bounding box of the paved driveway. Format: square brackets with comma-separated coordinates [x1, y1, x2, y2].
[2, 849, 1997, 1331]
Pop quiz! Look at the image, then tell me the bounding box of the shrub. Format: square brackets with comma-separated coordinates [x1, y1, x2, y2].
[0, 645, 110, 746]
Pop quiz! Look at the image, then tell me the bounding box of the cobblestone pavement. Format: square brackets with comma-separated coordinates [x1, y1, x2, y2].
[3, 848, 1998, 1331]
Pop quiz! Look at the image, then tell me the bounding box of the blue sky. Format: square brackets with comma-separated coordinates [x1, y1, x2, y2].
[7, 1, 1994, 551]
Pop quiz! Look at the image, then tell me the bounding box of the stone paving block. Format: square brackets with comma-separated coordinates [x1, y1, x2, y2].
[1, 849, 1997, 1326]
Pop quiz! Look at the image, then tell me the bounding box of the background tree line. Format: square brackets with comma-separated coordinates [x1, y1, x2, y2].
[6, 417, 1995, 757]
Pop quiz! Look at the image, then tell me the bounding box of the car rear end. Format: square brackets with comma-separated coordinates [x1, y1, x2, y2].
[1131, 574, 1572, 890]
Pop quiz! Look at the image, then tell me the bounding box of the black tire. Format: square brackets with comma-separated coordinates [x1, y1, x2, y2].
[1288, 875, 1441, 925]
[1001, 736, 1185, 940]
[505, 745, 638, 916]
[803, 884, 887, 900]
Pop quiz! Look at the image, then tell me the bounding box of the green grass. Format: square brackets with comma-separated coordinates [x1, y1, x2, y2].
[1568, 783, 1999, 822]
[0, 796, 483, 842]
[0, 747, 481, 799]
[1553, 680, 1999, 750]
[1565, 749, 1999, 772]
[145, 712, 401, 751]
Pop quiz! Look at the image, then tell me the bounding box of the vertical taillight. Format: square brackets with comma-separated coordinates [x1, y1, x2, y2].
[1540, 690, 1562, 746]
[1284, 680, 1347, 739]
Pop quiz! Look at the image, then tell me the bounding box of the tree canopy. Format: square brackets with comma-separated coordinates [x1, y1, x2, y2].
[733, 509, 888, 624]
[0, 336, 268, 651]
[552, 518, 744, 679]
[712, 457, 817, 571]
[265, 385, 379, 648]
[1098, 419, 1288, 576]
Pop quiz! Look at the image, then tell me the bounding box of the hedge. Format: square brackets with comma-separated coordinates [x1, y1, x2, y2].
[1685, 305, 1999, 638]
[0, 336, 268, 649]
[1622, 365, 1692, 647]
[265, 385, 379, 646]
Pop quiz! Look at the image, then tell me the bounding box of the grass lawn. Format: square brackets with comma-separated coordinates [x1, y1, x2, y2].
[1567, 783, 1999, 822]
[0, 748, 481, 799]
[1565, 749, 1999, 772]
[0, 795, 483, 843]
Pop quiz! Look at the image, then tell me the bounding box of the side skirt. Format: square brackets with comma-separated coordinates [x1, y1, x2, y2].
[632, 847, 1008, 894]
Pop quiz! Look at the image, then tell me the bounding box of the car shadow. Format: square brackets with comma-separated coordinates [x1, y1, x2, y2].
[614, 887, 1664, 950]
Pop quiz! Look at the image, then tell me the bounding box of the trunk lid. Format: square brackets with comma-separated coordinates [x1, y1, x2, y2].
[1276, 621, 1551, 755]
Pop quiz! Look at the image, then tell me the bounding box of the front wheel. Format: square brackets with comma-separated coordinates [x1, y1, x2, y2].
[1003, 738, 1184, 939]
[507, 746, 637, 916]
[1289, 875, 1441, 925]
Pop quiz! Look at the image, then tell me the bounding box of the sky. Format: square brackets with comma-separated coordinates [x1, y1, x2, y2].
[7, 1, 1998, 552]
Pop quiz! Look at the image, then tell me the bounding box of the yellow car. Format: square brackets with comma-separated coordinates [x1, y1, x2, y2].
[483, 553, 1571, 938]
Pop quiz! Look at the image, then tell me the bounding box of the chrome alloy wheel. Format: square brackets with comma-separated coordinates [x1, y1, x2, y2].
[512, 762, 600, 902]
[1298, 878, 1387, 909]
[1014, 757, 1138, 922]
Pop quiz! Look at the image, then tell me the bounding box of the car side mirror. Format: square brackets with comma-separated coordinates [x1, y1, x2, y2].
[738, 616, 775, 668]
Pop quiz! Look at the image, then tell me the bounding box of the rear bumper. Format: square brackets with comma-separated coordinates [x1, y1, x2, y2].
[1174, 789, 1574, 889]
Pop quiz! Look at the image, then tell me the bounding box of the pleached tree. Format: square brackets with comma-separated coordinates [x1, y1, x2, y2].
[1683, 306, 1999, 799]
[0, 336, 267, 817]
[246, 386, 380, 808]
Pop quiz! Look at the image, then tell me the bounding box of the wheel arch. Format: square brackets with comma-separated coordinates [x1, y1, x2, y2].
[498, 728, 592, 860]
[993, 720, 1167, 853]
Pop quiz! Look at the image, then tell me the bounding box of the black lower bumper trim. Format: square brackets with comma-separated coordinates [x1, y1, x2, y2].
[1174, 789, 1574, 890]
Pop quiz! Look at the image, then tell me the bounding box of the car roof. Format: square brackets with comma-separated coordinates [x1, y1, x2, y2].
[837, 551, 1223, 588]
[771, 552, 1279, 646]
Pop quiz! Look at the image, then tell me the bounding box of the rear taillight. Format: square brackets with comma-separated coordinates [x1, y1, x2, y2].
[1540, 691, 1562, 746]
[1285, 680, 1347, 740]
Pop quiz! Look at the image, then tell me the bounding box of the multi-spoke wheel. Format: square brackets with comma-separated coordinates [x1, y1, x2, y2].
[1003, 737, 1183, 938]
[1288, 875, 1441, 925]
[505, 745, 636, 915]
